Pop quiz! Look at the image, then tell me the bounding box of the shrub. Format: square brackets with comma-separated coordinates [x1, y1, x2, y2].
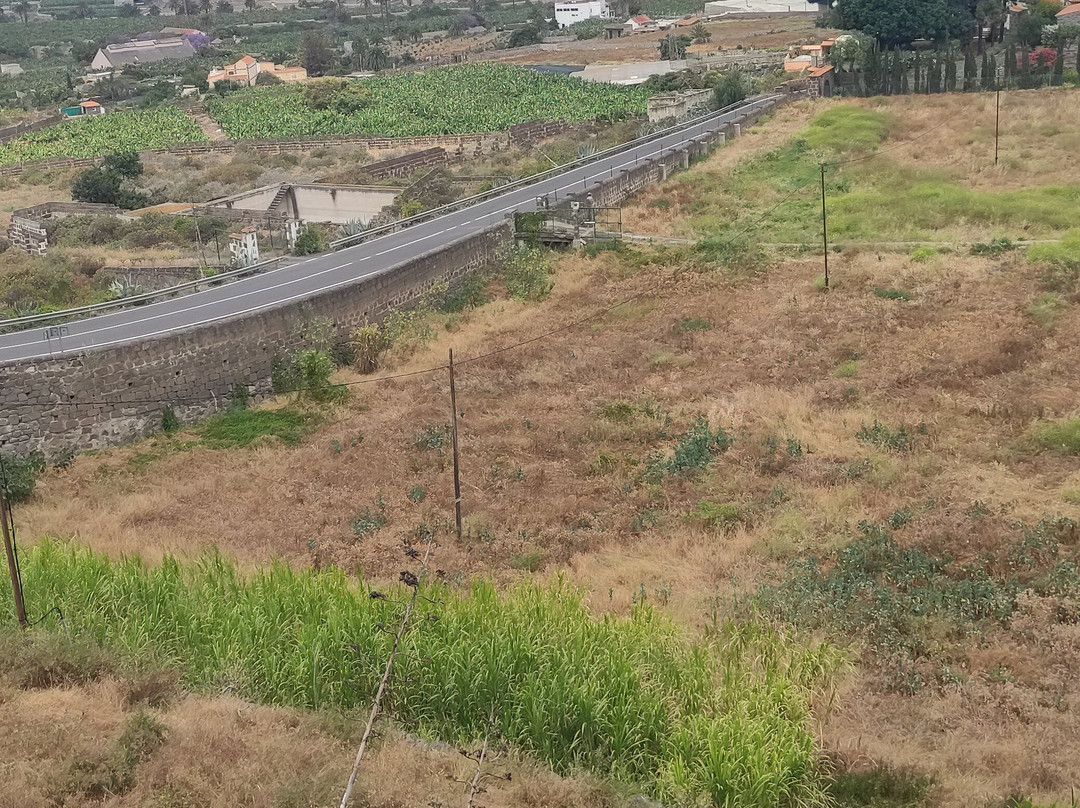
[414, 423, 451, 453]
[970, 237, 1016, 256]
[292, 349, 346, 403]
[713, 69, 747, 108]
[351, 321, 392, 374]
[856, 421, 917, 452]
[503, 246, 552, 301]
[510, 550, 544, 572]
[835, 360, 858, 378]
[162, 406, 180, 435]
[648, 415, 733, 480]
[440, 273, 490, 313]
[406, 484, 427, 503]
[0, 451, 46, 505]
[0, 626, 116, 689]
[909, 246, 935, 263]
[293, 225, 324, 256]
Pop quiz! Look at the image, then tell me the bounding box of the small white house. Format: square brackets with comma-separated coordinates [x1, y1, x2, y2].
[229, 227, 259, 267]
[0, 63, 23, 75]
[554, 0, 612, 28]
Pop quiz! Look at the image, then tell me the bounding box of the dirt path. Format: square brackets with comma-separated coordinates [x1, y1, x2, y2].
[190, 108, 227, 141]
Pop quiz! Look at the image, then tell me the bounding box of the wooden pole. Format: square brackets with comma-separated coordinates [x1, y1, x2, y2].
[449, 349, 463, 542]
[820, 163, 829, 290]
[994, 85, 1000, 166]
[0, 459, 27, 629]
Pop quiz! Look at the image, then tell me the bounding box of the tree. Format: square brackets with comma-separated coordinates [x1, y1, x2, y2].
[1013, 14, 1047, 48]
[72, 167, 122, 204]
[507, 24, 544, 47]
[216, 0, 233, 11]
[302, 30, 334, 76]
[658, 33, 691, 61]
[832, 0, 959, 45]
[690, 22, 711, 43]
[245, 0, 256, 8]
[14, 0, 30, 26]
[103, 152, 143, 178]
[199, 0, 212, 13]
[963, 47, 977, 90]
[713, 69, 746, 108]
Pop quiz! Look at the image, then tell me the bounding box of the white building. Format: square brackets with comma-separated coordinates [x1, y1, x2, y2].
[554, 1, 612, 28]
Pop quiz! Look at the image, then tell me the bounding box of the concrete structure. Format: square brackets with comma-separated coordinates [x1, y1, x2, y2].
[60, 100, 105, 117]
[208, 183, 401, 226]
[627, 14, 657, 29]
[554, 0, 612, 27]
[91, 38, 197, 70]
[7, 216, 48, 256]
[648, 88, 714, 122]
[574, 59, 686, 84]
[705, 0, 817, 14]
[0, 63, 23, 75]
[207, 55, 308, 89]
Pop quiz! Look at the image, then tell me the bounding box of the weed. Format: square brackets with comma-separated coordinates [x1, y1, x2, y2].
[0, 627, 116, 688]
[691, 236, 763, 276]
[413, 423, 451, 453]
[350, 497, 387, 539]
[1027, 292, 1065, 329]
[873, 288, 912, 301]
[198, 408, 316, 449]
[292, 349, 347, 403]
[162, 406, 180, 435]
[690, 500, 747, 531]
[909, 247, 935, 263]
[503, 245, 552, 301]
[647, 415, 733, 480]
[970, 237, 1016, 256]
[407, 485, 427, 503]
[674, 317, 713, 333]
[829, 765, 931, 808]
[886, 507, 914, 530]
[835, 360, 858, 378]
[440, 273, 491, 313]
[856, 421, 918, 452]
[599, 401, 637, 423]
[510, 550, 543, 572]
[50, 709, 166, 801]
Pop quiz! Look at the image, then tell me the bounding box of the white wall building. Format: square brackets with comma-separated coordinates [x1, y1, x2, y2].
[554, 1, 612, 28]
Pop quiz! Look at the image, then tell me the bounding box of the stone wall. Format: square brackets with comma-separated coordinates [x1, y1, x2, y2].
[0, 222, 512, 456]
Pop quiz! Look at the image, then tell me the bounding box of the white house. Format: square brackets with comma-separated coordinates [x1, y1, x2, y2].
[90, 38, 197, 71]
[554, 1, 612, 28]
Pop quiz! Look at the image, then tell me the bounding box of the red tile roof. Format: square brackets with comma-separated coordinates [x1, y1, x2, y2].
[1058, 4, 1080, 15]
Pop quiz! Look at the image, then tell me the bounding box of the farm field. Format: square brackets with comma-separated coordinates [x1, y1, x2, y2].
[7, 88, 1080, 807]
[0, 107, 206, 167]
[205, 65, 651, 139]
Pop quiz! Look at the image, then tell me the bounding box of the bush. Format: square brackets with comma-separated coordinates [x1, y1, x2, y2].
[856, 420, 918, 452]
[909, 246, 935, 262]
[351, 497, 387, 539]
[162, 406, 180, 435]
[440, 273, 490, 313]
[292, 349, 346, 403]
[647, 415, 733, 480]
[503, 246, 552, 301]
[0, 627, 116, 689]
[713, 69, 747, 109]
[293, 224, 324, 256]
[0, 451, 46, 505]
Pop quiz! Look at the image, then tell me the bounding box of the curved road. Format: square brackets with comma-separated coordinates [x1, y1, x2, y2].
[0, 97, 777, 363]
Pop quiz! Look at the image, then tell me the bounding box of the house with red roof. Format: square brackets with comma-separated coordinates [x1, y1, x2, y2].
[627, 14, 657, 30]
[1056, 1, 1080, 21]
[207, 55, 308, 90]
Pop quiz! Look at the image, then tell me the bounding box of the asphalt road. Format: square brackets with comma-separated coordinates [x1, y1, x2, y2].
[0, 97, 777, 363]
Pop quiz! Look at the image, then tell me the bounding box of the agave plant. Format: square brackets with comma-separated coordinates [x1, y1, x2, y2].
[577, 143, 598, 160]
[340, 218, 366, 238]
[109, 274, 145, 299]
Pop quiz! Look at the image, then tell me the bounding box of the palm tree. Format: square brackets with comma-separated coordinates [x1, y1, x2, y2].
[690, 23, 710, 44]
[244, 0, 256, 8]
[200, 0, 212, 14]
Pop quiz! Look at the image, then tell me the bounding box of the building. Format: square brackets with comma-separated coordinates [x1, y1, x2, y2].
[229, 227, 260, 268]
[90, 38, 197, 70]
[1056, 2, 1080, 21]
[704, 0, 817, 15]
[0, 63, 23, 75]
[60, 100, 106, 117]
[554, 1, 612, 28]
[627, 14, 657, 30]
[207, 55, 308, 89]
[783, 38, 834, 71]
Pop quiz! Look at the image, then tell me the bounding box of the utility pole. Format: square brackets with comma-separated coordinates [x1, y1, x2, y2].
[448, 349, 463, 542]
[994, 85, 1001, 165]
[819, 163, 829, 290]
[0, 457, 27, 629]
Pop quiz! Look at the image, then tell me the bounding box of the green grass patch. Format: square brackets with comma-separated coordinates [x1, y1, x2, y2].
[835, 360, 859, 378]
[856, 421, 919, 453]
[9, 539, 843, 808]
[1035, 418, 1080, 454]
[688, 500, 747, 531]
[197, 407, 317, 449]
[1026, 292, 1066, 329]
[873, 288, 912, 301]
[909, 246, 936, 263]
[800, 107, 893, 154]
[829, 765, 931, 808]
[674, 317, 713, 333]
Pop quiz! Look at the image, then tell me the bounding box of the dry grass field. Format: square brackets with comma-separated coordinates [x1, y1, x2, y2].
[7, 87, 1080, 807]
